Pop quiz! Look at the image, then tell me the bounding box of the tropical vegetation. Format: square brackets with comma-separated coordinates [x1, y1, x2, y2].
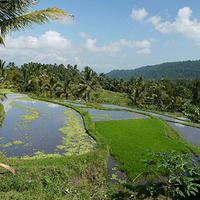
[106, 59, 200, 80]
[0, 60, 199, 122]
[0, 1, 200, 199]
[0, 58, 199, 199]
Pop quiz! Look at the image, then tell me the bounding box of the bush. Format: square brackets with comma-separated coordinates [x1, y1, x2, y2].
[143, 150, 200, 199]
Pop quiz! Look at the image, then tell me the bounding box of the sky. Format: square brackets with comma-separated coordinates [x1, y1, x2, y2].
[1, 0, 200, 73]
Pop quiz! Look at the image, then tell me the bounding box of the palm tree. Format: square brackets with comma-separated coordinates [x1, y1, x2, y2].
[78, 66, 98, 101]
[0, 0, 74, 46]
[0, 59, 8, 82]
[129, 76, 146, 107]
[44, 77, 61, 98]
[60, 79, 71, 100]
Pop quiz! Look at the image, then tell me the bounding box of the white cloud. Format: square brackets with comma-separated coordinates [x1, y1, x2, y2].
[4, 31, 72, 50]
[0, 31, 79, 65]
[38, 31, 73, 50]
[92, 63, 114, 71]
[131, 6, 148, 21]
[110, 39, 150, 48]
[57, 16, 75, 25]
[74, 56, 80, 62]
[122, 54, 127, 57]
[84, 38, 150, 53]
[150, 38, 156, 42]
[150, 7, 200, 44]
[109, 53, 116, 57]
[135, 48, 152, 54]
[85, 38, 121, 52]
[79, 31, 90, 38]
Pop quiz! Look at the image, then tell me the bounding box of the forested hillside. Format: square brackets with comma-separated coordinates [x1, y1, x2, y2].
[106, 60, 200, 80]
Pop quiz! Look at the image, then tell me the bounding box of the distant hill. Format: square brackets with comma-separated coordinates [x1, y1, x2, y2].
[106, 60, 200, 80]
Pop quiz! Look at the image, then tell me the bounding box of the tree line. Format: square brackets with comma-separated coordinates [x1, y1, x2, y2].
[106, 60, 200, 80]
[0, 60, 199, 123]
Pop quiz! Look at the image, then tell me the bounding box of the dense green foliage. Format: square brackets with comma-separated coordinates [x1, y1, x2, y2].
[106, 60, 200, 80]
[95, 118, 190, 181]
[143, 150, 200, 199]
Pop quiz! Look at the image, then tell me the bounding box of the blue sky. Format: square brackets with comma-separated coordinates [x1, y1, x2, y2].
[1, 0, 200, 73]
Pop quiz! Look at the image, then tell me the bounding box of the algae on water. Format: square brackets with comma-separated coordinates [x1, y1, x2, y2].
[0, 98, 96, 158]
[57, 109, 96, 156]
[11, 102, 40, 123]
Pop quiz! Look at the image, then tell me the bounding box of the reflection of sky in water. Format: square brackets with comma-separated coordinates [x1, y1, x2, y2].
[64, 101, 87, 107]
[83, 108, 149, 122]
[174, 123, 186, 128]
[102, 104, 200, 127]
[0, 93, 95, 158]
[0, 93, 28, 112]
[167, 122, 200, 147]
[47, 103, 60, 108]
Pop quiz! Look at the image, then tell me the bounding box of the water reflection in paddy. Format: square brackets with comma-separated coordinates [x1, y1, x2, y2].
[0, 93, 96, 158]
[83, 108, 149, 122]
[102, 104, 200, 127]
[167, 122, 200, 147]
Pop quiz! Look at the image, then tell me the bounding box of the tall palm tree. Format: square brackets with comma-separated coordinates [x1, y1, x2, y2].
[0, 0, 73, 46]
[44, 76, 61, 98]
[129, 76, 146, 107]
[60, 79, 71, 100]
[0, 59, 8, 82]
[78, 66, 98, 101]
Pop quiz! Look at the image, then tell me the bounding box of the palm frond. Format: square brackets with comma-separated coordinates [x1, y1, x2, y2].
[1, 7, 73, 35]
[0, 0, 39, 21]
[0, 35, 5, 46]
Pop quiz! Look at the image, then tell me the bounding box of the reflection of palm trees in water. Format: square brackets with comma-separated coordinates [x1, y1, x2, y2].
[0, 93, 7, 101]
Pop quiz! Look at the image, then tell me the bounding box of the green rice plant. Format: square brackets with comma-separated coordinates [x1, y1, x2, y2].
[95, 118, 190, 181]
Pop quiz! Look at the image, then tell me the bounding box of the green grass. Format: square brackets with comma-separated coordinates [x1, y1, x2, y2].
[95, 118, 190, 181]
[91, 88, 128, 106]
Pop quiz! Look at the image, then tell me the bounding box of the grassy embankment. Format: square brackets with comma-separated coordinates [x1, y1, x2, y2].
[95, 117, 200, 182]
[0, 91, 109, 200]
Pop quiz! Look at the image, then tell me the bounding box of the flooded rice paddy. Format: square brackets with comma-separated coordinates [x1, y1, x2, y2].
[102, 104, 200, 127]
[0, 93, 96, 158]
[167, 122, 200, 147]
[83, 108, 149, 122]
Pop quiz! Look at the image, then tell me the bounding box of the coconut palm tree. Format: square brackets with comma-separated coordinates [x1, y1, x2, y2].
[0, 0, 73, 46]
[44, 76, 61, 98]
[78, 66, 99, 101]
[0, 59, 8, 83]
[60, 79, 71, 100]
